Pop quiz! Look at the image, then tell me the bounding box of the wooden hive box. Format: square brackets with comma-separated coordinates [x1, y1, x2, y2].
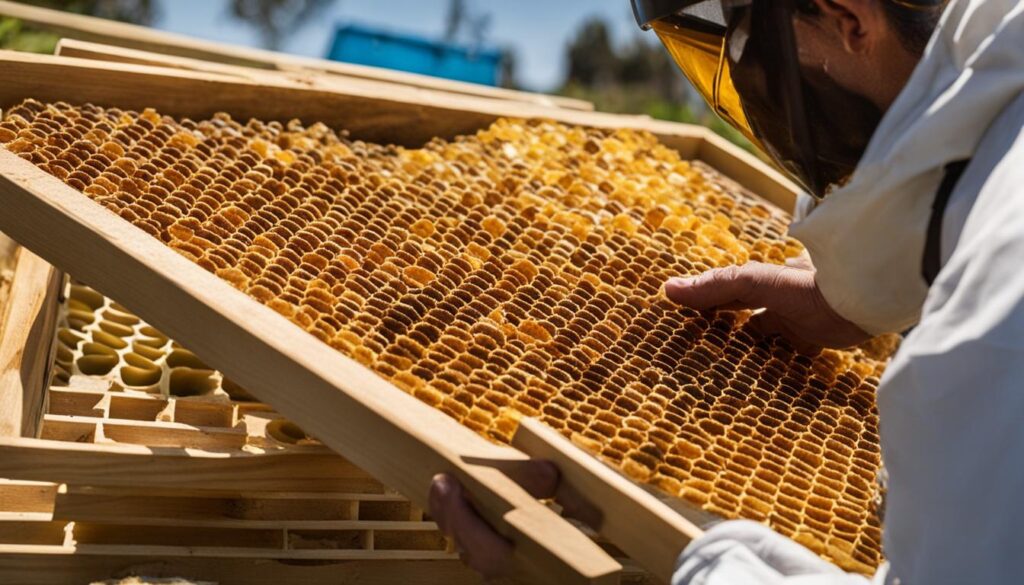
[0, 45, 887, 585]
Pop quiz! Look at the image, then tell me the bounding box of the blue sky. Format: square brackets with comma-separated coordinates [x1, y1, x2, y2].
[155, 0, 643, 92]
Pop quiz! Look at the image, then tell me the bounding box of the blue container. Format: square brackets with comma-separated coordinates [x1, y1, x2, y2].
[327, 23, 503, 87]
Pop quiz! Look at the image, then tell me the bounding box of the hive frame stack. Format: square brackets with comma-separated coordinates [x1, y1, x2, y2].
[0, 278, 482, 585]
[0, 44, 808, 585]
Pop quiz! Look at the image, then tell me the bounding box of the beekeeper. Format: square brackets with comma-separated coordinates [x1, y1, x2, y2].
[428, 0, 1024, 583]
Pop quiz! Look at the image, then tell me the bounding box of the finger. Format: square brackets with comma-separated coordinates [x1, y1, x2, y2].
[497, 459, 560, 499]
[431, 475, 514, 580]
[747, 312, 821, 355]
[429, 473, 458, 535]
[554, 483, 604, 529]
[785, 250, 814, 271]
[664, 263, 785, 311]
[747, 310, 787, 339]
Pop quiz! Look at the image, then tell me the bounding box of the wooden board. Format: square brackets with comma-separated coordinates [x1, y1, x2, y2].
[0, 474, 456, 561]
[0, 147, 622, 585]
[0, 0, 592, 112]
[0, 248, 61, 438]
[513, 419, 704, 585]
[55, 38, 300, 80]
[0, 233, 15, 267]
[0, 234, 16, 327]
[0, 51, 797, 213]
[0, 438, 379, 492]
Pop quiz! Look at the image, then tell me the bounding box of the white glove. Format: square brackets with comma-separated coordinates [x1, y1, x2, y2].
[673, 520, 883, 585]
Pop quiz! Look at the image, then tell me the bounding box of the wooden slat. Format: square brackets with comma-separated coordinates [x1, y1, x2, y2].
[0, 0, 592, 112]
[0, 481, 58, 514]
[2, 513, 438, 533]
[41, 414, 251, 450]
[0, 51, 797, 212]
[0, 542, 453, 561]
[64, 485, 408, 502]
[0, 438, 382, 493]
[0, 248, 62, 439]
[0, 149, 621, 585]
[513, 419, 705, 585]
[0, 552, 485, 585]
[55, 38, 286, 79]
[0, 233, 15, 267]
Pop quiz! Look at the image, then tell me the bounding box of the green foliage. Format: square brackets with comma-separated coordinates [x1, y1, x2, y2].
[565, 18, 618, 88]
[0, 1, 155, 55]
[0, 16, 59, 53]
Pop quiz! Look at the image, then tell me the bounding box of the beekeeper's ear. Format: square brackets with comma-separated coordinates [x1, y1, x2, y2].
[809, 0, 886, 54]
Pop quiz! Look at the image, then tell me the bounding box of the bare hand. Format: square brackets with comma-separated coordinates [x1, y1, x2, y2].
[664, 261, 870, 350]
[429, 461, 597, 581]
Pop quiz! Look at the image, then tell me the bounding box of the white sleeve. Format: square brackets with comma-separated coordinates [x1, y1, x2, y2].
[790, 191, 818, 224]
[672, 521, 884, 585]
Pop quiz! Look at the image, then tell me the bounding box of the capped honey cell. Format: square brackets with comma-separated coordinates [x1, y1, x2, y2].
[5, 99, 897, 574]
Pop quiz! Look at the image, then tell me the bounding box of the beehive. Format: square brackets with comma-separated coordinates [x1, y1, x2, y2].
[1, 99, 893, 573]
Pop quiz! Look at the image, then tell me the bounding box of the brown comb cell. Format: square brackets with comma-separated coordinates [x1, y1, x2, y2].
[5, 99, 898, 574]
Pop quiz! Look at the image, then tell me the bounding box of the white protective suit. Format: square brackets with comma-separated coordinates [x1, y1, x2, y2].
[673, 0, 1024, 583]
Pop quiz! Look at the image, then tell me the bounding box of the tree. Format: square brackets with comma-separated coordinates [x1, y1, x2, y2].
[499, 48, 519, 90]
[443, 0, 491, 49]
[564, 18, 618, 89]
[228, 0, 336, 51]
[444, 0, 465, 42]
[617, 36, 689, 103]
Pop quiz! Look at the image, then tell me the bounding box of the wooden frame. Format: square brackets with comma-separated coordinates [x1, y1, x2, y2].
[0, 52, 797, 584]
[0, 0, 593, 112]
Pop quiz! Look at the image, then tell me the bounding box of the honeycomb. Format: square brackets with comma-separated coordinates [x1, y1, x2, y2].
[51, 280, 259, 403]
[2, 99, 893, 573]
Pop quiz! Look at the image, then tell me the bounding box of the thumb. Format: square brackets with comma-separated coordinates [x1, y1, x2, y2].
[664, 263, 805, 312]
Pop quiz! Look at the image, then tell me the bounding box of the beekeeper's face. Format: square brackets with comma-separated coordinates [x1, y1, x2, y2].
[632, 0, 929, 196]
